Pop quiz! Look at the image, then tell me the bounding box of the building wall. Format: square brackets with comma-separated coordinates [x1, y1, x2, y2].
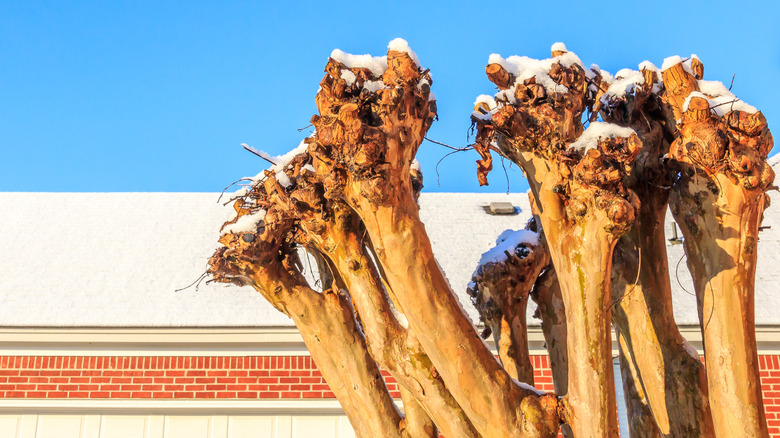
[1, 354, 778, 436]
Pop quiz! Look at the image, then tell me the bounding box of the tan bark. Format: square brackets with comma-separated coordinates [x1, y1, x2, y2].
[663, 57, 773, 437]
[297, 196, 478, 438]
[601, 66, 714, 437]
[399, 387, 437, 438]
[208, 239, 403, 438]
[475, 49, 641, 437]
[530, 266, 568, 398]
[310, 46, 561, 438]
[468, 221, 550, 384]
[615, 328, 662, 438]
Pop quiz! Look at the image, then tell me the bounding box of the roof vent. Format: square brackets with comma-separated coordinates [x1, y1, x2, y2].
[487, 202, 517, 215]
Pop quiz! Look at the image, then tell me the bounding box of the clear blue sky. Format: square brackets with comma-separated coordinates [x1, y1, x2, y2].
[2, 0, 778, 193]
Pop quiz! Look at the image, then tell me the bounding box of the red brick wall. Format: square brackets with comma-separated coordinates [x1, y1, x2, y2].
[0, 354, 778, 435]
[761, 355, 780, 436]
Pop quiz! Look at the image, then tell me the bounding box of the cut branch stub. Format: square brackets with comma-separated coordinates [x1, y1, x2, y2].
[308, 43, 436, 206]
[468, 225, 550, 383]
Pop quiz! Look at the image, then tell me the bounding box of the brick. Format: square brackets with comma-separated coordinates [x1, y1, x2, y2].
[258, 391, 280, 398]
[89, 392, 111, 398]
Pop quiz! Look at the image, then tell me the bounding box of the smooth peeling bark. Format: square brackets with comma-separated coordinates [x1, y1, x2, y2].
[671, 171, 770, 437]
[600, 72, 714, 437]
[490, 134, 635, 438]
[210, 253, 403, 438]
[528, 256, 572, 438]
[663, 58, 774, 436]
[351, 182, 560, 438]
[671, 168, 768, 437]
[311, 45, 561, 437]
[615, 328, 663, 438]
[610, 196, 714, 438]
[399, 387, 437, 438]
[529, 265, 568, 397]
[303, 204, 478, 438]
[254, 278, 404, 438]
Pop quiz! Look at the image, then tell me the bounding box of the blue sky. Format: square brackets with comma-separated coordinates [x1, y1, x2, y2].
[2, 0, 778, 193]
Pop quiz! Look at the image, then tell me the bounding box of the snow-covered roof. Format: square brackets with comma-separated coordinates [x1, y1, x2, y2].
[0, 191, 778, 327]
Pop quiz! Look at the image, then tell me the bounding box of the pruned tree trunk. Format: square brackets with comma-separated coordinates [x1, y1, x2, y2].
[663, 58, 774, 437]
[599, 64, 715, 437]
[469, 221, 551, 384]
[474, 46, 643, 437]
[209, 243, 403, 437]
[205, 40, 774, 438]
[302, 199, 477, 438]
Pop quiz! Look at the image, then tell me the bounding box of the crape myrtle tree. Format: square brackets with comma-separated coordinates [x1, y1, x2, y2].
[207, 39, 774, 437]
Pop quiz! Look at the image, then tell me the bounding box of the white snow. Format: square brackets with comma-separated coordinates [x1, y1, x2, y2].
[222, 208, 267, 235]
[661, 55, 684, 71]
[681, 86, 758, 117]
[363, 80, 387, 93]
[387, 38, 421, 67]
[329, 49, 387, 77]
[662, 54, 697, 75]
[474, 94, 498, 110]
[488, 50, 595, 98]
[638, 60, 660, 74]
[551, 42, 567, 52]
[603, 69, 646, 99]
[339, 69, 357, 85]
[410, 159, 421, 172]
[477, 229, 539, 267]
[568, 122, 636, 152]
[768, 153, 780, 167]
[240, 140, 309, 190]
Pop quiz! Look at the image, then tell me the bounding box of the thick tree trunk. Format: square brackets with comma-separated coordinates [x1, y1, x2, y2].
[596, 61, 714, 437]
[309, 45, 562, 437]
[670, 173, 769, 438]
[517, 152, 623, 438]
[529, 266, 572, 438]
[611, 201, 713, 438]
[662, 57, 774, 437]
[614, 329, 662, 438]
[306, 203, 478, 438]
[353, 188, 560, 438]
[223, 264, 403, 438]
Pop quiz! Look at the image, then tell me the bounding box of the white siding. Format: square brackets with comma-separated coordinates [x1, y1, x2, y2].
[0, 414, 356, 438]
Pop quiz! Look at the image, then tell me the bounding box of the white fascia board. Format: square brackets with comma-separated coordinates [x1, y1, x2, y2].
[0, 399, 348, 415]
[1, 326, 780, 356]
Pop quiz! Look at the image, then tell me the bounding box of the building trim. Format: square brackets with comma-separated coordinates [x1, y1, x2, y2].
[0, 399, 348, 415]
[2, 326, 780, 356]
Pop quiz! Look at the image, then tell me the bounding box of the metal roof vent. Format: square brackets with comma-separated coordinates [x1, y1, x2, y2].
[486, 202, 517, 215]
